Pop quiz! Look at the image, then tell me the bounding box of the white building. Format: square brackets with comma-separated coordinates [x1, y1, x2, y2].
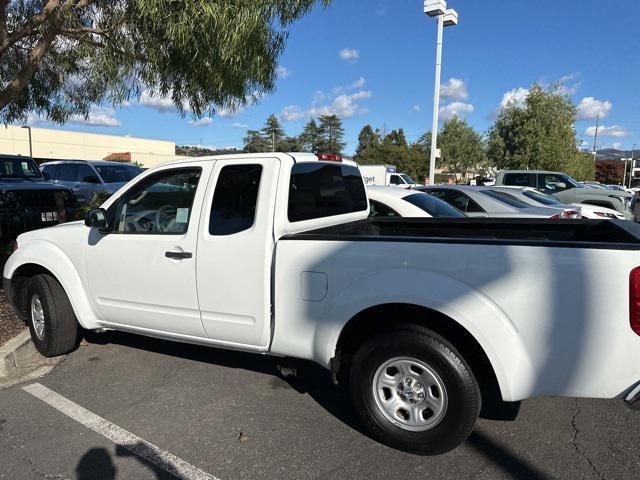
[0, 125, 178, 168]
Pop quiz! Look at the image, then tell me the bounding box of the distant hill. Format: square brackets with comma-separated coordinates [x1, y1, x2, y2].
[596, 148, 637, 161]
[176, 145, 243, 157]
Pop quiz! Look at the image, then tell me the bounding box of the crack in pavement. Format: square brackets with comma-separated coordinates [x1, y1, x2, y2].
[570, 398, 604, 480]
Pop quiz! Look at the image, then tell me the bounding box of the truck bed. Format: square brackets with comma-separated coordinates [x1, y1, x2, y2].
[286, 218, 640, 250]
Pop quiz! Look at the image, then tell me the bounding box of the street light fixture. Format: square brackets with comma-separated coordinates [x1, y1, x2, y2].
[21, 125, 32, 158]
[424, 1, 459, 185]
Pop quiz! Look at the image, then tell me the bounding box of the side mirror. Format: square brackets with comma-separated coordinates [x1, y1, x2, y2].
[42, 171, 51, 181]
[85, 208, 109, 230]
[83, 175, 101, 184]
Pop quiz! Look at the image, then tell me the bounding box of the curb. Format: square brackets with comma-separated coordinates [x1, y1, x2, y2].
[0, 330, 39, 378]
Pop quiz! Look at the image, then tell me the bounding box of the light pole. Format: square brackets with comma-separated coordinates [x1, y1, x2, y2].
[630, 144, 636, 189]
[21, 125, 32, 158]
[424, 1, 458, 186]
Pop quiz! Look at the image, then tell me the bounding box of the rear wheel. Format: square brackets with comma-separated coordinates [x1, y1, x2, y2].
[349, 328, 480, 455]
[26, 274, 78, 357]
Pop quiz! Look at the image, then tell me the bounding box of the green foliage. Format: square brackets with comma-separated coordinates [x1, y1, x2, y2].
[354, 125, 379, 160]
[243, 130, 271, 153]
[487, 84, 582, 175]
[438, 118, 487, 180]
[261, 115, 286, 151]
[176, 145, 241, 157]
[317, 115, 345, 154]
[563, 152, 595, 182]
[74, 191, 113, 221]
[0, 0, 330, 123]
[300, 119, 322, 153]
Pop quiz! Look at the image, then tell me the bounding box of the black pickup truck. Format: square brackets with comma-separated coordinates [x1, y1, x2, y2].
[0, 154, 74, 244]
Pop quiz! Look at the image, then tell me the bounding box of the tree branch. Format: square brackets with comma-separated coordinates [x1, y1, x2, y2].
[0, 30, 57, 111]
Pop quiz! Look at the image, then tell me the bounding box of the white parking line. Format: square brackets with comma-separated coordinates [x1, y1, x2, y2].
[22, 383, 220, 480]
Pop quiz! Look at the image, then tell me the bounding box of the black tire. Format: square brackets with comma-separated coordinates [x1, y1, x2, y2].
[26, 274, 78, 357]
[349, 328, 480, 455]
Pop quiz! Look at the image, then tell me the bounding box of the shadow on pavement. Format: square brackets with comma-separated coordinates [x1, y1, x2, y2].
[83, 330, 364, 434]
[76, 445, 179, 480]
[468, 430, 548, 480]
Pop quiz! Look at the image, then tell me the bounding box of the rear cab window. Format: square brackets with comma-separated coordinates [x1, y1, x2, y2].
[288, 163, 368, 222]
[503, 173, 536, 187]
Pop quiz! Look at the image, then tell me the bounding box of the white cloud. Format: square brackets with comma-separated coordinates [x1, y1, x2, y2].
[576, 97, 612, 121]
[351, 77, 366, 89]
[280, 105, 307, 122]
[332, 77, 367, 96]
[188, 117, 213, 127]
[276, 66, 291, 80]
[556, 73, 581, 96]
[500, 87, 529, 109]
[311, 90, 372, 119]
[584, 125, 628, 138]
[312, 90, 326, 105]
[232, 123, 249, 130]
[339, 48, 359, 62]
[139, 90, 187, 113]
[137, 89, 264, 118]
[412, 105, 421, 112]
[612, 142, 623, 150]
[27, 107, 121, 127]
[440, 78, 468, 102]
[439, 102, 474, 121]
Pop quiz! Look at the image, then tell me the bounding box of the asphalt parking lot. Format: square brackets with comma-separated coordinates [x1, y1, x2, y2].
[1, 331, 638, 480]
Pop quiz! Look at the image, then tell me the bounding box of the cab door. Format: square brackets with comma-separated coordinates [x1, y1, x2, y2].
[85, 164, 211, 338]
[195, 158, 280, 349]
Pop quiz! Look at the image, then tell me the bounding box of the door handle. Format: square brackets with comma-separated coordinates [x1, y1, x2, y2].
[165, 251, 192, 260]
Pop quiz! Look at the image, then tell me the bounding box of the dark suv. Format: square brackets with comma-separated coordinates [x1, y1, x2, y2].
[0, 155, 74, 244]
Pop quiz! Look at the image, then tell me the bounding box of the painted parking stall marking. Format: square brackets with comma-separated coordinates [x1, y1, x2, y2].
[22, 383, 219, 480]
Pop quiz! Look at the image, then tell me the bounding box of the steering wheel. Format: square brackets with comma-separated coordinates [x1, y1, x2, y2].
[155, 204, 177, 232]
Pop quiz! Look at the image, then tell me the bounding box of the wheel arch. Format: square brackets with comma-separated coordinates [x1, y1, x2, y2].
[5, 242, 101, 329]
[332, 303, 517, 407]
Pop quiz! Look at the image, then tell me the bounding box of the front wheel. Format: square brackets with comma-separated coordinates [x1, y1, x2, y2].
[26, 274, 78, 357]
[349, 328, 480, 455]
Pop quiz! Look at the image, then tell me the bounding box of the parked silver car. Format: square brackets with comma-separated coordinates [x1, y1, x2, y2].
[417, 185, 566, 218]
[41, 160, 143, 204]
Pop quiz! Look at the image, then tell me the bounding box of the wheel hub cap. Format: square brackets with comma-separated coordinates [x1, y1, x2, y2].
[372, 357, 448, 432]
[30, 294, 45, 341]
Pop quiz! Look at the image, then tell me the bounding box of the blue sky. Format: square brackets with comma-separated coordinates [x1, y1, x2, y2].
[29, 0, 640, 154]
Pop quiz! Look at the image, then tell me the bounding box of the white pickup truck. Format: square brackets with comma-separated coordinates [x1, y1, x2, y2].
[4, 153, 640, 455]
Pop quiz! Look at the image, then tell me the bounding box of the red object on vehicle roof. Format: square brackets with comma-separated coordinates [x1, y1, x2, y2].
[316, 153, 342, 162]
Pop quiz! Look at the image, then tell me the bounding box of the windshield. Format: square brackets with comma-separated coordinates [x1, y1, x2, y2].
[481, 190, 531, 209]
[0, 157, 42, 179]
[400, 174, 416, 184]
[95, 164, 143, 183]
[403, 193, 465, 218]
[523, 190, 563, 206]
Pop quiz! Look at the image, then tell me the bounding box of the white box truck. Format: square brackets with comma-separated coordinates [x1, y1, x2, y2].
[360, 165, 419, 188]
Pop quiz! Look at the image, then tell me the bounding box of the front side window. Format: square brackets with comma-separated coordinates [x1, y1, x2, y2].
[288, 163, 368, 222]
[114, 168, 201, 234]
[389, 175, 403, 185]
[209, 164, 262, 236]
[538, 174, 576, 193]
